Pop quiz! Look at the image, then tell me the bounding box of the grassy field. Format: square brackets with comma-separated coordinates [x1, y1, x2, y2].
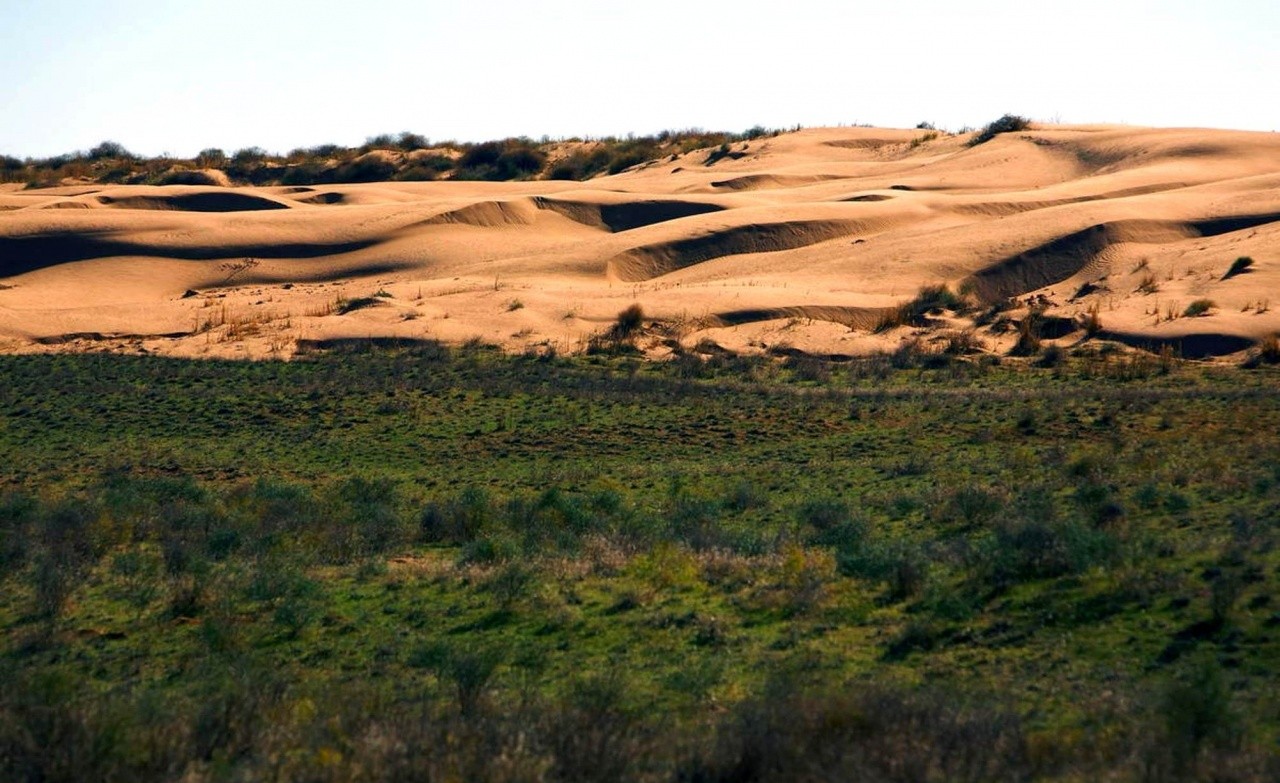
[1, 343, 1278, 781]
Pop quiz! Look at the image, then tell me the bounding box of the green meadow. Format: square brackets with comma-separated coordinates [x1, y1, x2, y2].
[1, 343, 1277, 781]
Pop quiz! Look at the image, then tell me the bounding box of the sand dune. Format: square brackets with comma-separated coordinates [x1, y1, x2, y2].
[2, 124, 1278, 360]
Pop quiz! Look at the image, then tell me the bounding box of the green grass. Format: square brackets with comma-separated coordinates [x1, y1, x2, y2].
[2, 344, 1278, 780]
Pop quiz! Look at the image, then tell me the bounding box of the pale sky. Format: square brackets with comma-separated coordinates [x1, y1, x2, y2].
[1, 0, 1276, 159]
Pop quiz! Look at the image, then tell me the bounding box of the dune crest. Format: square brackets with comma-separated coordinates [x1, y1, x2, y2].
[2, 124, 1278, 360]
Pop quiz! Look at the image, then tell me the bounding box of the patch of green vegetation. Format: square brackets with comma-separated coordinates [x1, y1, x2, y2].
[1, 345, 1279, 780]
[1184, 299, 1216, 317]
[4, 126, 789, 187]
[968, 114, 1032, 146]
[1224, 256, 1255, 280]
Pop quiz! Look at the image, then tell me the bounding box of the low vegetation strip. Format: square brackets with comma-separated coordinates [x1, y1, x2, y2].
[1, 345, 1278, 781]
[0, 126, 784, 188]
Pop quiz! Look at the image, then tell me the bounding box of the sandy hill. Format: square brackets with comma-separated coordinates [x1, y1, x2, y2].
[1, 124, 1278, 360]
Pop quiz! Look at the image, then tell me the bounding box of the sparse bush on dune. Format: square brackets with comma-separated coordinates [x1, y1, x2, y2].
[0, 154, 26, 183]
[875, 284, 967, 332]
[1183, 299, 1215, 317]
[333, 152, 398, 183]
[616, 303, 645, 334]
[455, 138, 548, 181]
[7, 125, 791, 187]
[1241, 334, 1280, 368]
[155, 168, 231, 186]
[195, 147, 227, 167]
[1224, 256, 1255, 279]
[87, 140, 135, 160]
[968, 114, 1032, 146]
[394, 153, 454, 181]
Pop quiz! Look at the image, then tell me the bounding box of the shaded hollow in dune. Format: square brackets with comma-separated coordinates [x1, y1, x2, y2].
[535, 197, 725, 232]
[607, 220, 860, 281]
[710, 305, 887, 331]
[0, 231, 383, 276]
[1095, 331, 1256, 359]
[964, 221, 1198, 302]
[96, 192, 291, 212]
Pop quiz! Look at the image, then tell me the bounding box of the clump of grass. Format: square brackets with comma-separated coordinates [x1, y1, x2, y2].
[506, 299, 524, 312]
[611, 304, 645, 339]
[1008, 314, 1043, 357]
[1223, 256, 1254, 280]
[968, 114, 1031, 146]
[1136, 273, 1159, 294]
[337, 297, 382, 315]
[943, 329, 985, 355]
[1081, 304, 1103, 337]
[1183, 299, 1214, 317]
[909, 131, 940, 148]
[1242, 334, 1280, 369]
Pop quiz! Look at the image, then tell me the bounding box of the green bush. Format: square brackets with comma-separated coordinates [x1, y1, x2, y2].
[1223, 256, 1254, 280]
[969, 114, 1031, 146]
[1183, 299, 1215, 317]
[876, 284, 965, 331]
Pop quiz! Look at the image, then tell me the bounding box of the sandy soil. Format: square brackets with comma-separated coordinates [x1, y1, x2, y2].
[2, 124, 1278, 360]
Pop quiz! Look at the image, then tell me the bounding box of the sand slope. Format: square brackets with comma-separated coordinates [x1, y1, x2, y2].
[2, 124, 1278, 359]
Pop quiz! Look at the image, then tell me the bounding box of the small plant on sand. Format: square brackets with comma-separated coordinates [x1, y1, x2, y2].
[1223, 256, 1254, 280]
[337, 297, 382, 315]
[1136, 273, 1159, 295]
[1242, 334, 1280, 368]
[909, 131, 940, 148]
[611, 304, 645, 339]
[218, 257, 260, 285]
[1008, 314, 1043, 356]
[968, 114, 1031, 146]
[943, 329, 985, 355]
[506, 299, 525, 312]
[875, 284, 965, 332]
[1183, 299, 1214, 318]
[1081, 303, 1103, 337]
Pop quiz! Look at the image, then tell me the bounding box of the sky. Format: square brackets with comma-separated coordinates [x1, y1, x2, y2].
[1, 0, 1276, 159]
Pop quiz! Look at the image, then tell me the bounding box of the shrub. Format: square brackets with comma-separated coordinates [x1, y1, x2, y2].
[322, 476, 402, 561]
[0, 491, 37, 570]
[1242, 334, 1280, 368]
[1036, 344, 1067, 367]
[195, 148, 226, 167]
[1223, 256, 1254, 280]
[1008, 315, 1043, 356]
[420, 487, 493, 545]
[968, 114, 1031, 146]
[1183, 299, 1214, 317]
[337, 296, 382, 315]
[333, 154, 397, 183]
[396, 131, 430, 151]
[686, 685, 1031, 782]
[876, 284, 965, 332]
[88, 140, 134, 160]
[943, 329, 985, 354]
[977, 516, 1117, 590]
[456, 139, 546, 181]
[410, 640, 504, 715]
[1162, 657, 1243, 774]
[30, 500, 99, 624]
[1081, 304, 1103, 336]
[611, 304, 645, 340]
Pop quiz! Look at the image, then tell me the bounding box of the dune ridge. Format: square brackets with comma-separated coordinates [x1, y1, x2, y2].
[1, 124, 1278, 360]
